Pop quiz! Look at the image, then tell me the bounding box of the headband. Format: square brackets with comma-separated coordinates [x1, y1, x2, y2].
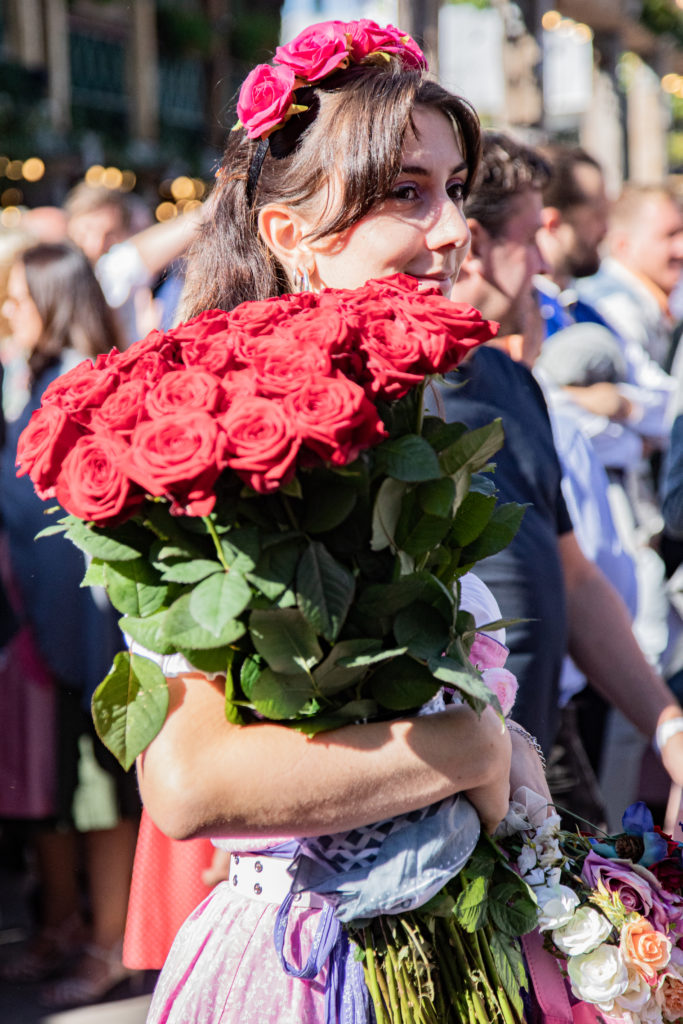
[234, 19, 427, 205]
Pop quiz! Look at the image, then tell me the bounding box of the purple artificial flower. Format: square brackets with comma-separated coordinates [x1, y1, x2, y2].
[582, 852, 683, 934]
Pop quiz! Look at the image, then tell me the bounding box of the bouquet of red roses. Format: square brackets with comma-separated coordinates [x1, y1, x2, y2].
[18, 273, 532, 1024]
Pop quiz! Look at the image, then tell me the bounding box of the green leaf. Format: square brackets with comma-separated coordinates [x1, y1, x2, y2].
[163, 593, 246, 649]
[247, 539, 303, 600]
[223, 649, 246, 725]
[370, 655, 441, 711]
[280, 476, 303, 499]
[65, 518, 149, 562]
[292, 699, 379, 735]
[81, 558, 106, 588]
[91, 652, 169, 770]
[395, 512, 451, 559]
[488, 881, 539, 936]
[357, 573, 453, 620]
[159, 559, 222, 584]
[249, 608, 322, 675]
[189, 570, 252, 636]
[374, 434, 442, 482]
[313, 639, 381, 695]
[250, 668, 315, 719]
[452, 874, 489, 932]
[240, 655, 264, 699]
[338, 646, 407, 668]
[220, 528, 260, 573]
[417, 477, 456, 518]
[296, 542, 356, 642]
[121, 610, 178, 656]
[302, 481, 357, 534]
[459, 502, 527, 564]
[450, 491, 496, 548]
[490, 932, 527, 1017]
[36, 521, 69, 539]
[177, 647, 232, 675]
[393, 603, 450, 659]
[104, 559, 168, 617]
[371, 478, 409, 552]
[427, 655, 501, 712]
[439, 419, 505, 477]
[421, 417, 468, 450]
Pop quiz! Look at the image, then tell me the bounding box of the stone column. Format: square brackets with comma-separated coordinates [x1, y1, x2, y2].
[45, 0, 71, 135]
[8, 0, 44, 67]
[131, 0, 160, 143]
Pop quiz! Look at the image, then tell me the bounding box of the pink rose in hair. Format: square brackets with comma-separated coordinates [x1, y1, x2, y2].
[274, 21, 350, 82]
[346, 19, 427, 70]
[237, 63, 297, 140]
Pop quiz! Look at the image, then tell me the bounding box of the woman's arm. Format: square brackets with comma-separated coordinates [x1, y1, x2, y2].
[137, 672, 512, 840]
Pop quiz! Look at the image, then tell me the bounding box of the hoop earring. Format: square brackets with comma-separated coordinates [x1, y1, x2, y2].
[293, 266, 312, 293]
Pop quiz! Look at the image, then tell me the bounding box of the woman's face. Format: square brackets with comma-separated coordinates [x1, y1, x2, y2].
[2, 262, 44, 353]
[304, 105, 471, 298]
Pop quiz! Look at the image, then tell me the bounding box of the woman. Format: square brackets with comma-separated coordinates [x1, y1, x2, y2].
[136, 21, 549, 1023]
[0, 243, 139, 1008]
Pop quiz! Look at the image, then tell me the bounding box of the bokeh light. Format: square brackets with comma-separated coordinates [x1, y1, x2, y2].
[155, 202, 178, 222]
[1, 207, 22, 228]
[85, 164, 105, 187]
[6, 160, 23, 180]
[170, 176, 194, 200]
[2, 187, 23, 206]
[22, 157, 45, 182]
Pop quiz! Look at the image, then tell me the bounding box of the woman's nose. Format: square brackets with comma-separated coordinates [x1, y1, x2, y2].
[427, 199, 470, 251]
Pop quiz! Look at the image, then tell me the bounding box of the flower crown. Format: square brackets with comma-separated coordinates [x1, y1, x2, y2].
[234, 19, 427, 142]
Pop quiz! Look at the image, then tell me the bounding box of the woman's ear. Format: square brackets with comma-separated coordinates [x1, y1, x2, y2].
[258, 204, 315, 281]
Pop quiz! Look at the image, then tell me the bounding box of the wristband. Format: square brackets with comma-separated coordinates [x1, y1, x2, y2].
[654, 716, 683, 757]
[508, 722, 547, 771]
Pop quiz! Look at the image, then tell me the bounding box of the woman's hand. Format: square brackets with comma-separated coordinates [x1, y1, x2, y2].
[507, 720, 553, 817]
[463, 705, 513, 833]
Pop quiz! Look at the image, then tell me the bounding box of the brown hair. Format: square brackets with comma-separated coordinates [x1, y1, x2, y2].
[539, 145, 602, 212]
[465, 131, 550, 238]
[180, 56, 481, 318]
[19, 242, 124, 382]
[608, 184, 681, 234]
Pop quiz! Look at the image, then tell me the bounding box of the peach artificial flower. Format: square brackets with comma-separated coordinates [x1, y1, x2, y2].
[621, 917, 672, 986]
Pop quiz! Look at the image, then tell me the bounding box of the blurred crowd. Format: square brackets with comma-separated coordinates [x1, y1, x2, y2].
[3, 136, 683, 1011]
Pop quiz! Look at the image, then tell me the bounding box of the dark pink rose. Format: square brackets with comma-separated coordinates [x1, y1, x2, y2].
[55, 434, 143, 525]
[346, 19, 427, 70]
[274, 21, 349, 82]
[221, 396, 300, 494]
[236, 63, 297, 139]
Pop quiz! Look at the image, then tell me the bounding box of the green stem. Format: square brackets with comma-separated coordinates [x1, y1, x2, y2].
[203, 515, 231, 571]
[379, 921, 403, 1024]
[416, 378, 426, 435]
[362, 931, 389, 1024]
[478, 929, 519, 1024]
[449, 921, 490, 1024]
[280, 493, 300, 531]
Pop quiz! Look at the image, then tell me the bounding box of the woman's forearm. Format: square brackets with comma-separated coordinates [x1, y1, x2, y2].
[137, 672, 511, 840]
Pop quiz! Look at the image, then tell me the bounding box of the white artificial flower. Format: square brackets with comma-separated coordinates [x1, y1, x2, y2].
[538, 839, 562, 869]
[536, 885, 581, 931]
[552, 905, 613, 956]
[525, 867, 547, 888]
[613, 967, 653, 1014]
[546, 866, 562, 887]
[517, 844, 537, 876]
[567, 943, 629, 1009]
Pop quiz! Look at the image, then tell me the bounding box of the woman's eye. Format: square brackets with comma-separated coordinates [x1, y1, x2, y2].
[447, 181, 466, 202]
[390, 183, 419, 201]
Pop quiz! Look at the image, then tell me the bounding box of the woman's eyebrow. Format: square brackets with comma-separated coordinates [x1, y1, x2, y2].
[399, 161, 468, 176]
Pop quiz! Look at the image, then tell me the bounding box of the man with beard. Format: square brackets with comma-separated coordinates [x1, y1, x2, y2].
[434, 132, 683, 812]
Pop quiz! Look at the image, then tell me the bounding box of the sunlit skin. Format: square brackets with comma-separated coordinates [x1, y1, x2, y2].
[611, 193, 683, 298]
[2, 262, 43, 354]
[67, 204, 129, 264]
[298, 106, 472, 297]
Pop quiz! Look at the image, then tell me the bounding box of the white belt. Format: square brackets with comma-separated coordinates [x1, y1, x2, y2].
[230, 853, 326, 909]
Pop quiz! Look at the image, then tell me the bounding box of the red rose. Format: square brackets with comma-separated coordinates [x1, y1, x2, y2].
[167, 309, 233, 346]
[100, 330, 181, 374]
[284, 374, 387, 465]
[359, 321, 427, 399]
[91, 379, 148, 436]
[55, 434, 143, 524]
[180, 337, 237, 377]
[124, 412, 224, 507]
[397, 296, 498, 372]
[127, 351, 177, 386]
[227, 298, 296, 336]
[145, 369, 224, 418]
[222, 368, 259, 405]
[651, 856, 683, 891]
[251, 337, 332, 397]
[41, 360, 120, 425]
[16, 404, 85, 498]
[221, 396, 300, 493]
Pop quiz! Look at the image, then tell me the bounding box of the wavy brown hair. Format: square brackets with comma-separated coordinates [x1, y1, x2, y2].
[19, 242, 124, 382]
[180, 56, 481, 318]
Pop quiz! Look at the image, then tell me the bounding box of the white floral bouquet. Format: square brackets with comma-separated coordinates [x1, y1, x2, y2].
[507, 797, 683, 1023]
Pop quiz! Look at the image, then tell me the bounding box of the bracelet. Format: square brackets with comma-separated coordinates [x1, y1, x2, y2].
[507, 722, 547, 771]
[654, 715, 683, 757]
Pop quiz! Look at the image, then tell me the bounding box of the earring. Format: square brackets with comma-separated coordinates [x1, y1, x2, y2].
[293, 266, 312, 293]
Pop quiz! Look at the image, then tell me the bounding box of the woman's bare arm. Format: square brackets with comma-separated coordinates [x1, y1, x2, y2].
[137, 672, 512, 840]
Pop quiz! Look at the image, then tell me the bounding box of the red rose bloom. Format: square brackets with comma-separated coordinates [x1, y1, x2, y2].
[55, 434, 142, 524]
[180, 337, 237, 377]
[221, 396, 300, 493]
[168, 309, 233, 346]
[222, 368, 259, 405]
[252, 338, 332, 397]
[124, 411, 224, 503]
[236, 63, 297, 139]
[127, 351, 178, 386]
[91, 379, 148, 436]
[227, 299, 293, 336]
[145, 369, 224, 418]
[274, 22, 349, 82]
[16, 404, 85, 498]
[359, 320, 428, 399]
[284, 374, 387, 466]
[397, 298, 498, 372]
[41, 361, 120, 425]
[100, 331, 181, 374]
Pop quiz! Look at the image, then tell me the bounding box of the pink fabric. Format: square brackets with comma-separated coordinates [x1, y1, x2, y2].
[146, 880, 327, 1024]
[522, 929, 573, 1024]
